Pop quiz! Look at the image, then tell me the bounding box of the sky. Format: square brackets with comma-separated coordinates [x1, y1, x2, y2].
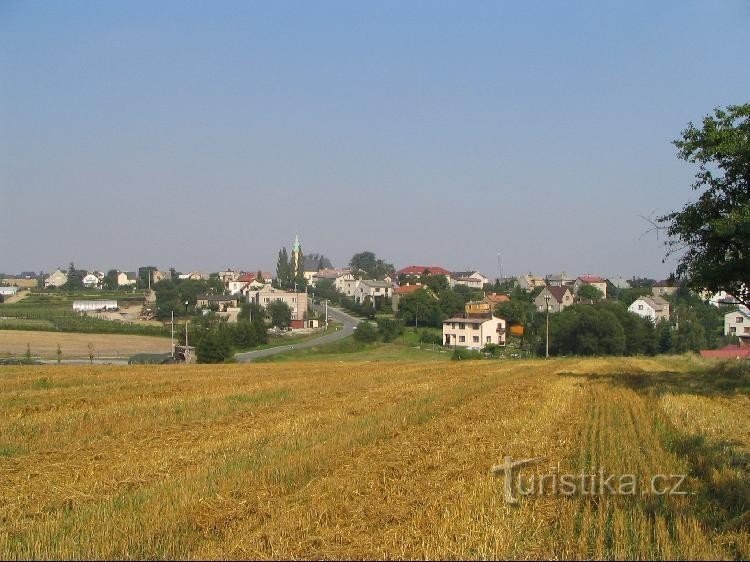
[1, 0, 749, 280]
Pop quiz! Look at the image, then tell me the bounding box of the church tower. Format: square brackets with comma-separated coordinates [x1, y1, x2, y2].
[292, 234, 302, 278]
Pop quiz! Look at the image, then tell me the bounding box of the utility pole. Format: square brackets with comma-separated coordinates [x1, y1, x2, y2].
[171, 310, 174, 358]
[185, 320, 189, 348]
[497, 253, 501, 283]
[544, 294, 551, 359]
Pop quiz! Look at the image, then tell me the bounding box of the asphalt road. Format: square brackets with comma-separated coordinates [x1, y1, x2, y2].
[234, 304, 361, 363]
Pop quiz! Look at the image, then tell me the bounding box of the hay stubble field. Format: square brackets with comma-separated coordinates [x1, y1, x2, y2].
[0, 357, 748, 559]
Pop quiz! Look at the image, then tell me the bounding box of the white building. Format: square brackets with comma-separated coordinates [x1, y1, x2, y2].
[117, 271, 137, 287]
[450, 271, 489, 289]
[725, 307, 750, 338]
[73, 300, 118, 312]
[82, 273, 101, 288]
[247, 284, 308, 321]
[0, 286, 19, 296]
[442, 316, 506, 349]
[353, 280, 393, 306]
[628, 296, 670, 323]
[44, 269, 68, 288]
[334, 272, 359, 297]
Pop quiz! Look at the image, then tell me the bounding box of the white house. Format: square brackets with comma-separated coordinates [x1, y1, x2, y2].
[247, 284, 308, 321]
[82, 273, 101, 288]
[724, 307, 750, 338]
[353, 280, 392, 306]
[628, 296, 670, 323]
[334, 272, 359, 297]
[44, 269, 68, 288]
[117, 271, 137, 287]
[442, 316, 506, 349]
[451, 271, 489, 289]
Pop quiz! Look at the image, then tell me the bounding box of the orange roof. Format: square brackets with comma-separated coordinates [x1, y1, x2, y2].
[394, 284, 424, 295]
[238, 273, 256, 282]
[484, 293, 509, 304]
[578, 275, 607, 284]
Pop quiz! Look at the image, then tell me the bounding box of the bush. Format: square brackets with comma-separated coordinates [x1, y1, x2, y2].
[451, 348, 484, 361]
[482, 343, 504, 357]
[196, 330, 232, 363]
[376, 318, 403, 342]
[418, 330, 443, 345]
[353, 321, 378, 343]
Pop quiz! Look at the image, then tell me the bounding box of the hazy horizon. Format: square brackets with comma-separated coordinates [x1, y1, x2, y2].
[2, 1, 749, 280]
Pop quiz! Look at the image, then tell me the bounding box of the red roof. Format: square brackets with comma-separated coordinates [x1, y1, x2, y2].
[396, 265, 452, 276]
[578, 275, 607, 284]
[394, 284, 424, 295]
[485, 293, 509, 304]
[238, 273, 256, 282]
[700, 345, 750, 359]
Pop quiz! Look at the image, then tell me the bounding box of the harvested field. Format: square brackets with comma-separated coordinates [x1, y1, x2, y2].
[0, 356, 748, 559]
[0, 329, 170, 359]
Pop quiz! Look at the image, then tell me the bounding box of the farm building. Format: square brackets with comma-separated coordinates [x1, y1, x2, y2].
[72, 300, 118, 312]
[0, 286, 19, 296]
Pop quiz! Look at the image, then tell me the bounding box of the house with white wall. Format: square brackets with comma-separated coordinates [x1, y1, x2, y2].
[353, 280, 392, 307]
[247, 284, 308, 321]
[334, 272, 359, 297]
[44, 269, 68, 288]
[450, 271, 489, 289]
[725, 307, 750, 338]
[117, 271, 137, 287]
[573, 275, 608, 299]
[628, 296, 670, 323]
[442, 316, 506, 349]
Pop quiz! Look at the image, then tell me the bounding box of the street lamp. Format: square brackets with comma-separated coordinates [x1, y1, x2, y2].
[544, 294, 551, 359]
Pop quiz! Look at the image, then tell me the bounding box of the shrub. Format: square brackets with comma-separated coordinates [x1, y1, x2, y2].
[376, 318, 403, 342]
[451, 348, 484, 361]
[353, 321, 378, 343]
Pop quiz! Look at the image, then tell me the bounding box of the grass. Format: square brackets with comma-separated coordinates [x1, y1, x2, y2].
[0, 356, 747, 559]
[0, 329, 171, 359]
[255, 337, 450, 362]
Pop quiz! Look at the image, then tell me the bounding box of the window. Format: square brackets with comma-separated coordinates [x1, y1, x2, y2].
[459, 323, 465, 330]
[746, 327, 750, 334]
[638, 305, 643, 310]
[737, 317, 744, 323]
[731, 327, 737, 333]
[486, 336, 491, 343]
[473, 336, 479, 343]
[459, 336, 465, 343]
[472, 324, 479, 330]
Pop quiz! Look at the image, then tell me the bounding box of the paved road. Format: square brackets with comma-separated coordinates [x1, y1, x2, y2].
[234, 305, 361, 363]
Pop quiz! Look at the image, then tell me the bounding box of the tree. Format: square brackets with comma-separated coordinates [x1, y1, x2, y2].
[63, 262, 84, 290]
[237, 302, 266, 323]
[267, 300, 292, 328]
[673, 306, 706, 352]
[196, 330, 232, 363]
[349, 251, 394, 279]
[138, 266, 158, 289]
[87, 342, 95, 364]
[577, 284, 604, 301]
[658, 104, 750, 307]
[397, 289, 443, 328]
[376, 318, 403, 342]
[103, 269, 119, 290]
[657, 320, 674, 354]
[353, 321, 378, 343]
[548, 306, 626, 356]
[276, 247, 292, 289]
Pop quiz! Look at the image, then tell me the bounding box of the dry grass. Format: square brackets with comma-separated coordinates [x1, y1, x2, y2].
[0, 330, 170, 359]
[0, 356, 747, 559]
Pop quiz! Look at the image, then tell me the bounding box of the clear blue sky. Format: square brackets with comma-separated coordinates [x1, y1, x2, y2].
[2, 1, 748, 279]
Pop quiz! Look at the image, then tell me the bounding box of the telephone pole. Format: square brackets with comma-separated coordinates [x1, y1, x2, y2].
[544, 294, 551, 359]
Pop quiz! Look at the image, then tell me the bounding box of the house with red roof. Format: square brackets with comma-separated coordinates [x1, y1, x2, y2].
[573, 275, 608, 299]
[396, 265, 452, 277]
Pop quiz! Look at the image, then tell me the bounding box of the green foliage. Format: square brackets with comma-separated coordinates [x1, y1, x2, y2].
[418, 329, 443, 345]
[658, 103, 750, 307]
[673, 306, 707, 352]
[657, 320, 674, 354]
[577, 284, 604, 301]
[237, 302, 266, 323]
[103, 269, 119, 290]
[617, 287, 653, 307]
[196, 330, 232, 363]
[267, 300, 292, 329]
[396, 289, 444, 328]
[154, 278, 211, 319]
[376, 318, 403, 342]
[353, 321, 378, 343]
[349, 251, 394, 279]
[276, 247, 293, 289]
[63, 262, 85, 290]
[451, 348, 483, 361]
[548, 305, 626, 356]
[137, 266, 158, 289]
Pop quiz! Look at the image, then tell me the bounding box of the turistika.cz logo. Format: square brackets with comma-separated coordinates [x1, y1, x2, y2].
[490, 456, 688, 505]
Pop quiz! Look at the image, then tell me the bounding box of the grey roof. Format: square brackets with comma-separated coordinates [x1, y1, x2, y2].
[608, 277, 631, 290]
[359, 280, 392, 288]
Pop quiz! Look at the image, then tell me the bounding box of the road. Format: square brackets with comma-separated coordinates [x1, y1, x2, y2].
[234, 304, 361, 363]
